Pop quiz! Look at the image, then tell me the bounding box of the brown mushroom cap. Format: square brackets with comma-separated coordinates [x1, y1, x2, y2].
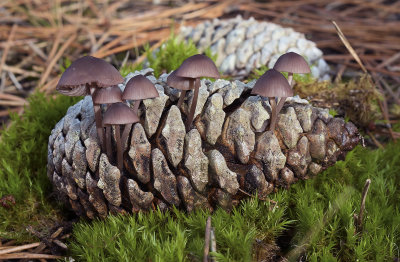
[252, 69, 293, 97]
[166, 70, 192, 90]
[273, 52, 311, 74]
[92, 86, 122, 104]
[103, 102, 139, 125]
[174, 54, 220, 79]
[122, 75, 159, 100]
[56, 56, 124, 93]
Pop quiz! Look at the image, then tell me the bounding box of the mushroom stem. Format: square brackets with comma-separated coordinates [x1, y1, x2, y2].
[121, 123, 132, 153]
[177, 79, 193, 108]
[94, 105, 105, 149]
[269, 97, 276, 131]
[115, 125, 123, 171]
[106, 126, 113, 161]
[271, 97, 287, 131]
[270, 72, 293, 131]
[185, 78, 200, 130]
[90, 86, 106, 152]
[177, 90, 187, 108]
[287, 72, 293, 86]
[133, 99, 142, 115]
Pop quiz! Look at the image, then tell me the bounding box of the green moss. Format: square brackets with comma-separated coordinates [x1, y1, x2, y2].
[120, 34, 217, 78]
[69, 142, 400, 261]
[69, 192, 291, 261]
[294, 75, 382, 127]
[0, 92, 81, 241]
[287, 143, 400, 261]
[248, 65, 314, 84]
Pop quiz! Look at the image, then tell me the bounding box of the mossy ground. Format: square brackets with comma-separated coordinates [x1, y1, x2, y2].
[0, 37, 399, 261]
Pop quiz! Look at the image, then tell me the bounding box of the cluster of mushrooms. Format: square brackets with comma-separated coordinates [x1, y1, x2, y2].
[56, 56, 159, 171]
[56, 52, 310, 173]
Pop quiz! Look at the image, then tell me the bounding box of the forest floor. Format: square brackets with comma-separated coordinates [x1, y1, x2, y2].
[0, 0, 399, 261]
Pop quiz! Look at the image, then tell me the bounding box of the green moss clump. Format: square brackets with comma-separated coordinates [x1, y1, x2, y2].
[0, 92, 81, 241]
[69, 192, 291, 261]
[294, 74, 382, 127]
[120, 34, 217, 78]
[287, 143, 400, 261]
[68, 142, 400, 261]
[249, 65, 314, 84]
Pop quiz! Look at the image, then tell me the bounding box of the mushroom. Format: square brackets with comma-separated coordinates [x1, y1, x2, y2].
[121, 75, 159, 150]
[273, 52, 311, 115]
[166, 70, 192, 108]
[122, 75, 159, 114]
[92, 86, 123, 159]
[103, 102, 139, 171]
[56, 56, 124, 151]
[251, 69, 293, 131]
[174, 54, 220, 130]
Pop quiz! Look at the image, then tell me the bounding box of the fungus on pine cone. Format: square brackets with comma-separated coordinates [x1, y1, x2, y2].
[47, 68, 360, 219]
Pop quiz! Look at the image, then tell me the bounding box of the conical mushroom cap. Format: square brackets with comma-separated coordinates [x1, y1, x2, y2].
[174, 54, 220, 79]
[252, 69, 293, 97]
[273, 52, 311, 74]
[92, 86, 122, 104]
[122, 75, 159, 100]
[103, 102, 139, 125]
[56, 56, 124, 95]
[166, 70, 193, 90]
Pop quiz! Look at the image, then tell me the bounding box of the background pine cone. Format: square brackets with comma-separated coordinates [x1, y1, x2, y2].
[47, 69, 360, 219]
[178, 16, 330, 80]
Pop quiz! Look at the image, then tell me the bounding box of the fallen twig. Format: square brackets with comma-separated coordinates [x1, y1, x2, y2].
[203, 216, 212, 262]
[210, 227, 217, 262]
[355, 179, 372, 232]
[0, 242, 40, 255]
[0, 252, 62, 260]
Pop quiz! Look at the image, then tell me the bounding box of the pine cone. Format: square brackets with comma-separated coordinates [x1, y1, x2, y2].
[47, 69, 360, 219]
[178, 16, 330, 80]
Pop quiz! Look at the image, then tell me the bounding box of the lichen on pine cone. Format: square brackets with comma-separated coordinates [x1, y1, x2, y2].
[47, 68, 360, 219]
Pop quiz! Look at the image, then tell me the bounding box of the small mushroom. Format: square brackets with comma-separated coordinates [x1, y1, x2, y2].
[174, 54, 220, 130]
[122, 75, 159, 114]
[166, 70, 192, 108]
[251, 69, 293, 131]
[56, 56, 124, 151]
[273, 52, 311, 115]
[103, 102, 139, 171]
[273, 52, 311, 85]
[92, 86, 123, 159]
[121, 75, 158, 150]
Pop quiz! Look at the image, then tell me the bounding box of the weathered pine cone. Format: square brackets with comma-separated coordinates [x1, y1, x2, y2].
[178, 16, 330, 80]
[47, 68, 360, 219]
